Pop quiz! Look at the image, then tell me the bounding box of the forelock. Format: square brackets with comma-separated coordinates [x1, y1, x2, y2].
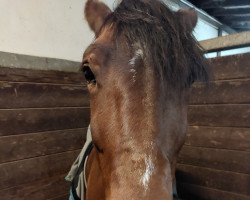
[99, 0, 209, 88]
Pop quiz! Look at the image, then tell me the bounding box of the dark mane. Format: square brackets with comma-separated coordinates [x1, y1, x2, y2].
[100, 0, 209, 88]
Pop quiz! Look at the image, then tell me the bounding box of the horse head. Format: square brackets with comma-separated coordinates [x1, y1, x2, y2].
[82, 0, 208, 199]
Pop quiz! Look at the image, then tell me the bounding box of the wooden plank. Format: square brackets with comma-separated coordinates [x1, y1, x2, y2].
[186, 126, 250, 152]
[209, 52, 250, 80]
[200, 31, 250, 53]
[0, 67, 84, 85]
[0, 175, 69, 200]
[0, 150, 79, 190]
[0, 107, 90, 136]
[0, 82, 88, 109]
[176, 164, 250, 196]
[178, 146, 250, 174]
[177, 182, 250, 200]
[190, 79, 250, 104]
[0, 51, 81, 72]
[0, 128, 87, 163]
[188, 105, 250, 128]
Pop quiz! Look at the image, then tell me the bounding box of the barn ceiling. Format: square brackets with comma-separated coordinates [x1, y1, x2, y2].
[188, 0, 250, 32]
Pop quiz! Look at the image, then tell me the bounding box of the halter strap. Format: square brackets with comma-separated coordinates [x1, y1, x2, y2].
[71, 141, 94, 200]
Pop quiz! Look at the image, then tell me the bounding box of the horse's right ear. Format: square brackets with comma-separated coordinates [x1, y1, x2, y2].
[85, 0, 111, 35]
[177, 8, 198, 33]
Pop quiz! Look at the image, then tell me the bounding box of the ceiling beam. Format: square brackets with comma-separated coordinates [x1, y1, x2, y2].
[234, 28, 250, 32]
[230, 21, 250, 29]
[190, 0, 250, 9]
[217, 15, 250, 23]
[206, 8, 250, 16]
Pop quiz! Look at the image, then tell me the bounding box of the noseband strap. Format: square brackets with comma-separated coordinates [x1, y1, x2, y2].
[71, 141, 94, 200]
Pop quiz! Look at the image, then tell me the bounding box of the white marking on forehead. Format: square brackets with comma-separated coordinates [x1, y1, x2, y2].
[140, 156, 154, 191]
[130, 69, 136, 73]
[129, 49, 143, 66]
[129, 49, 143, 83]
[130, 68, 137, 83]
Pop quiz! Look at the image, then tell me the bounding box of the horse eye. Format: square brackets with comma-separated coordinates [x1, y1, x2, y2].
[82, 65, 96, 85]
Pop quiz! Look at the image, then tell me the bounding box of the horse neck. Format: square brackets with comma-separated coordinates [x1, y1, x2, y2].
[90, 89, 188, 200]
[96, 138, 173, 200]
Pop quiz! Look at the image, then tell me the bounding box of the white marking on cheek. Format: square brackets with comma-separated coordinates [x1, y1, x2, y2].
[140, 157, 154, 191]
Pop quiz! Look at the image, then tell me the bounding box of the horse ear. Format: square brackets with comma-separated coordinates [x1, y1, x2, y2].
[85, 0, 112, 34]
[177, 8, 198, 32]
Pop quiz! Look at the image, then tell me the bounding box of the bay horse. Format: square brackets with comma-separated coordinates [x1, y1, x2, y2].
[80, 0, 208, 199]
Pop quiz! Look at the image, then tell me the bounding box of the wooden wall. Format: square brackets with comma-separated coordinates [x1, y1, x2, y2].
[0, 67, 90, 200]
[177, 52, 250, 200]
[0, 52, 249, 200]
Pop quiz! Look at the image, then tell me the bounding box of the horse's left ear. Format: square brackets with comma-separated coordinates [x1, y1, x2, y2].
[85, 0, 112, 35]
[177, 8, 198, 32]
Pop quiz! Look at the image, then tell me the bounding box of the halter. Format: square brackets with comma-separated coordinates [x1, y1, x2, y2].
[66, 126, 93, 200]
[67, 127, 179, 200]
[71, 141, 93, 200]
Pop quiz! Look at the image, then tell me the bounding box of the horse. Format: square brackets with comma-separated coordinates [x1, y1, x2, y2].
[80, 0, 208, 199]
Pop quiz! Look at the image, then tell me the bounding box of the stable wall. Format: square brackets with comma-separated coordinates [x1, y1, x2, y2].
[0, 62, 89, 200]
[177, 52, 250, 200]
[1, 51, 249, 200]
